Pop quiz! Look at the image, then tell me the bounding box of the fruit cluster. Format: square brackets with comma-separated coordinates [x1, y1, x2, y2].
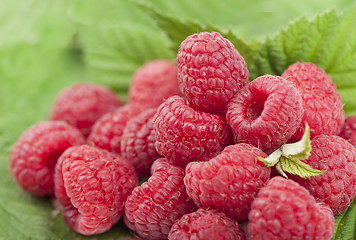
[9, 32, 356, 240]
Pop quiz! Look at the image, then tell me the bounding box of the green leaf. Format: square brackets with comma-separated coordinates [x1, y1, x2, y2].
[279, 156, 326, 179]
[258, 149, 282, 167]
[281, 124, 311, 160]
[252, 8, 356, 115]
[81, 21, 174, 99]
[333, 198, 356, 240]
[136, 1, 260, 76]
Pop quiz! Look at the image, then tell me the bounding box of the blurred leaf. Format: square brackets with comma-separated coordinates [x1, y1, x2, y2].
[333, 198, 356, 240]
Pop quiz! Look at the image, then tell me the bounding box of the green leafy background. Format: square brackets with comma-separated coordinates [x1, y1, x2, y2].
[1, 0, 356, 239]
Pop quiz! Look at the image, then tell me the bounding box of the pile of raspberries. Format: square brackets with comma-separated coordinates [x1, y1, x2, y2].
[9, 32, 356, 240]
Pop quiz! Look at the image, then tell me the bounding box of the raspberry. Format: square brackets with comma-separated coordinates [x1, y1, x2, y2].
[9, 121, 85, 196]
[184, 143, 270, 221]
[168, 208, 246, 240]
[177, 32, 249, 113]
[339, 115, 356, 146]
[153, 95, 232, 166]
[120, 108, 161, 176]
[290, 135, 356, 215]
[50, 83, 122, 137]
[54, 145, 138, 235]
[124, 158, 197, 239]
[129, 60, 180, 108]
[88, 104, 142, 154]
[281, 62, 345, 140]
[226, 75, 303, 153]
[248, 177, 335, 240]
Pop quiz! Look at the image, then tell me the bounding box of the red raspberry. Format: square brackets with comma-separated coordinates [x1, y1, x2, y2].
[168, 208, 246, 240]
[184, 143, 270, 221]
[290, 135, 356, 215]
[339, 115, 356, 146]
[88, 104, 142, 154]
[248, 177, 335, 240]
[281, 62, 345, 140]
[50, 83, 122, 137]
[153, 95, 232, 166]
[226, 75, 303, 153]
[177, 32, 249, 113]
[124, 158, 197, 240]
[9, 121, 85, 196]
[129, 60, 180, 108]
[120, 108, 161, 176]
[54, 145, 138, 235]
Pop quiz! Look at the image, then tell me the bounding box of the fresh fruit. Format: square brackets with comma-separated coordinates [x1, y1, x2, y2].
[54, 145, 138, 235]
[290, 134, 356, 215]
[248, 176, 335, 240]
[120, 108, 161, 176]
[50, 82, 123, 137]
[129, 60, 180, 108]
[88, 104, 141, 154]
[339, 115, 356, 147]
[226, 74, 303, 153]
[184, 143, 270, 221]
[124, 158, 197, 239]
[177, 32, 249, 113]
[281, 62, 345, 140]
[168, 208, 246, 240]
[9, 121, 85, 196]
[153, 95, 232, 166]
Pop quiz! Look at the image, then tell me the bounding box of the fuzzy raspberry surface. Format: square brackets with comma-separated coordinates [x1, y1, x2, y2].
[281, 62, 345, 140]
[177, 32, 249, 113]
[226, 75, 303, 153]
[50, 83, 122, 137]
[9, 121, 85, 196]
[124, 158, 198, 240]
[168, 208, 246, 240]
[129, 60, 180, 108]
[120, 108, 161, 176]
[339, 115, 356, 146]
[291, 135, 356, 215]
[54, 145, 138, 235]
[88, 104, 142, 154]
[248, 177, 335, 240]
[153, 95, 232, 166]
[184, 143, 270, 221]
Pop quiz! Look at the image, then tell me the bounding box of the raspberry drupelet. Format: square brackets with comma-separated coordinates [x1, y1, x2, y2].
[177, 32, 249, 113]
[153, 95, 232, 166]
[184, 143, 271, 221]
[50, 82, 123, 137]
[124, 158, 198, 239]
[9, 121, 85, 196]
[248, 177, 335, 240]
[226, 74, 303, 153]
[54, 145, 138, 235]
[339, 115, 356, 147]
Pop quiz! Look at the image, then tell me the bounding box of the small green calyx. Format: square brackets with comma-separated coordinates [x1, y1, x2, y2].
[258, 123, 325, 179]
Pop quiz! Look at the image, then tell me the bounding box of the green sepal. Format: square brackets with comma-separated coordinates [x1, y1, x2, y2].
[279, 156, 326, 179]
[258, 148, 282, 167]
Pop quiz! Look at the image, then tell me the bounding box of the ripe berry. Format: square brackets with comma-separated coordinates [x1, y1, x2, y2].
[54, 145, 138, 235]
[226, 75, 303, 153]
[124, 158, 197, 239]
[129, 60, 180, 108]
[50, 83, 122, 137]
[168, 208, 246, 240]
[120, 108, 161, 176]
[184, 143, 270, 221]
[177, 32, 249, 113]
[88, 104, 142, 154]
[9, 121, 85, 196]
[281, 62, 345, 140]
[339, 115, 356, 147]
[248, 177, 335, 240]
[291, 135, 356, 215]
[153, 95, 232, 166]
